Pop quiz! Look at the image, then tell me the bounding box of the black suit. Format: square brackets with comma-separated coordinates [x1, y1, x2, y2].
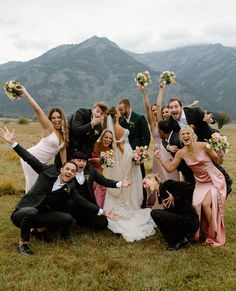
[73, 165, 119, 230]
[170, 107, 217, 141]
[119, 111, 151, 208]
[67, 108, 104, 158]
[151, 180, 199, 246]
[11, 144, 100, 241]
[162, 131, 195, 183]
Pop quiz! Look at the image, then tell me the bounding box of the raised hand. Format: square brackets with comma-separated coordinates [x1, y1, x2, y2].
[0, 126, 16, 144]
[203, 110, 213, 123]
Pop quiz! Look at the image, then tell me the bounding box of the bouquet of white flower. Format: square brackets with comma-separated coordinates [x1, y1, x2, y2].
[3, 80, 22, 100]
[206, 132, 230, 160]
[134, 71, 151, 87]
[100, 149, 115, 169]
[159, 71, 176, 87]
[133, 146, 149, 165]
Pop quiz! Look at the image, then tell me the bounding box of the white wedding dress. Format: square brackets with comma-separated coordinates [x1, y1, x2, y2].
[103, 120, 155, 242]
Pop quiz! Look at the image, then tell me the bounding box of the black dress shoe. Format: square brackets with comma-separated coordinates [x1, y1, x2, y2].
[18, 244, 34, 255]
[31, 229, 52, 243]
[168, 237, 191, 251]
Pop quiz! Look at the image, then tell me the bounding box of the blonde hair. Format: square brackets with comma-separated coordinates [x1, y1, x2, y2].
[144, 173, 162, 184]
[179, 125, 197, 145]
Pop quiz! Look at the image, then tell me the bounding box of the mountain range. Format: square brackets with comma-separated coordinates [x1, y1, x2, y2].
[0, 36, 235, 119]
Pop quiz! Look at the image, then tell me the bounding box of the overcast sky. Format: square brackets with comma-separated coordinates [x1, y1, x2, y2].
[1, 0, 236, 64]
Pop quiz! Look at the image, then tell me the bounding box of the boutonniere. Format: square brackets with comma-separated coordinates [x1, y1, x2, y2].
[94, 130, 99, 136]
[129, 122, 135, 128]
[64, 187, 71, 194]
[85, 174, 90, 182]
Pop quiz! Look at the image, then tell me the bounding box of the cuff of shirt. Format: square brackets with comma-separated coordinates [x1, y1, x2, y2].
[97, 209, 104, 216]
[11, 142, 18, 148]
[116, 181, 122, 188]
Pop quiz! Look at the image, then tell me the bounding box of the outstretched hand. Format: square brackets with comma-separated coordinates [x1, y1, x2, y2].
[0, 126, 16, 144]
[121, 179, 133, 188]
[104, 210, 120, 221]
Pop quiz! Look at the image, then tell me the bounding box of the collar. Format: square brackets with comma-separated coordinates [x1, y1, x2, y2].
[124, 110, 132, 123]
[166, 131, 174, 143]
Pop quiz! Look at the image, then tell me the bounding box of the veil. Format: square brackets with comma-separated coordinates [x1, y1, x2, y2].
[106, 115, 118, 152]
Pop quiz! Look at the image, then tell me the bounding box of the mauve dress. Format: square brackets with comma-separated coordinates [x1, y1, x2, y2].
[185, 151, 226, 247]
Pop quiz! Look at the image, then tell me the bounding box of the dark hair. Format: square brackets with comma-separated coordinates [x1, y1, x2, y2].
[168, 98, 182, 107]
[107, 106, 117, 124]
[158, 120, 174, 133]
[48, 107, 69, 146]
[61, 160, 78, 171]
[71, 151, 88, 160]
[118, 99, 130, 107]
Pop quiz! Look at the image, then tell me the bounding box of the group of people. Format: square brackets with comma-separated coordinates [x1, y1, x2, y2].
[0, 82, 231, 255]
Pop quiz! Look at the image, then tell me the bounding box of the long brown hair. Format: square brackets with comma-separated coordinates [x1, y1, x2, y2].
[48, 107, 69, 146]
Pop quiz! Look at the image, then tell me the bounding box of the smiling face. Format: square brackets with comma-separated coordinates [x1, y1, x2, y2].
[101, 131, 113, 148]
[168, 100, 183, 121]
[51, 111, 62, 130]
[92, 106, 106, 119]
[60, 162, 77, 183]
[161, 106, 170, 120]
[143, 177, 157, 192]
[179, 126, 196, 146]
[72, 158, 87, 172]
[118, 103, 130, 118]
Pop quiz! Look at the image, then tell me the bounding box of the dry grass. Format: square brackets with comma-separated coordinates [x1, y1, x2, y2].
[0, 121, 235, 291]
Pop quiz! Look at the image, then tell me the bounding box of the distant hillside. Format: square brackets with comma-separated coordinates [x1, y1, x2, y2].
[0, 37, 234, 119]
[129, 44, 236, 118]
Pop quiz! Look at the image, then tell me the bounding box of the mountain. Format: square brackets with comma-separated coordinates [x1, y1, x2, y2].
[0, 37, 235, 119]
[128, 44, 236, 118]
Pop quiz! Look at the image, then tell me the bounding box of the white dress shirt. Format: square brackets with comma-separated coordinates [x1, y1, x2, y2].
[177, 110, 188, 128]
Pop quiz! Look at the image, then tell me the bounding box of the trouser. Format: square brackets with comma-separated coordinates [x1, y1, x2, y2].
[70, 204, 108, 230]
[140, 163, 147, 208]
[11, 207, 73, 242]
[151, 209, 199, 245]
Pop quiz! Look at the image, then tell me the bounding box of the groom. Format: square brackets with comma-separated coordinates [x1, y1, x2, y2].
[118, 98, 150, 207]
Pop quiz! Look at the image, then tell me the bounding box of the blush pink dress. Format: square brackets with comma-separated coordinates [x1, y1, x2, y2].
[185, 151, 226, 247]
[20, 132, 64, 192]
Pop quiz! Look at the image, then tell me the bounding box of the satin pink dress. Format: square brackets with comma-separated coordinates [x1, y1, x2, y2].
[185, 151, 226, 247]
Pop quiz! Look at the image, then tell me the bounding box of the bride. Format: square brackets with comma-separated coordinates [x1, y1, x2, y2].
[103, 106, 155, 242]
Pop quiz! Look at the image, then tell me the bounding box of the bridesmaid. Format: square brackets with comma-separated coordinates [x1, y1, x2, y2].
[16, 85, 69, 192]
[89, 129, 114, 207]
[155, 125, 227, 247]
[140, 83, 179, 183]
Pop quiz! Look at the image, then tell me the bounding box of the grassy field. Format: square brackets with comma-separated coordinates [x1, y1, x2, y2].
[0, 122, 235, 291]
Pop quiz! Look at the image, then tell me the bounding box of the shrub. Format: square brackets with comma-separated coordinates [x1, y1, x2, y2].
[18, 117, 29, 125]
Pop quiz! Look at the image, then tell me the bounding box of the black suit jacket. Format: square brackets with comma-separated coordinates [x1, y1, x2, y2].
[13, 144, 99, 214]
[119, 111, 150, 150]
[75, 165, 119, 205]
[170, 107, 217, 141]
[159, 180, 198, 218]
[68, 108, 104, 157]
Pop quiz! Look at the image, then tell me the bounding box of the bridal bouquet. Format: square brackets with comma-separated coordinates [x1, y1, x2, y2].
[206, 132, 230, 158]
[100, 149, 115, 169]
[133, 146, 149, 165]
[159, 71, 176, 87]
[3, 80, 22, 100]
[134, 71, 151, 87]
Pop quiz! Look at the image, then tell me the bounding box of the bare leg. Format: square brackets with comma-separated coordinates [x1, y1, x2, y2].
[201, 191, 212, 225]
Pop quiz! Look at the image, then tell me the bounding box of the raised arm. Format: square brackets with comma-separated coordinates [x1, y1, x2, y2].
[16, 85, 54, 136]
[140, 86, 155, 133]
[156, 84, 165, 122]
[0, 127, 47, 173]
